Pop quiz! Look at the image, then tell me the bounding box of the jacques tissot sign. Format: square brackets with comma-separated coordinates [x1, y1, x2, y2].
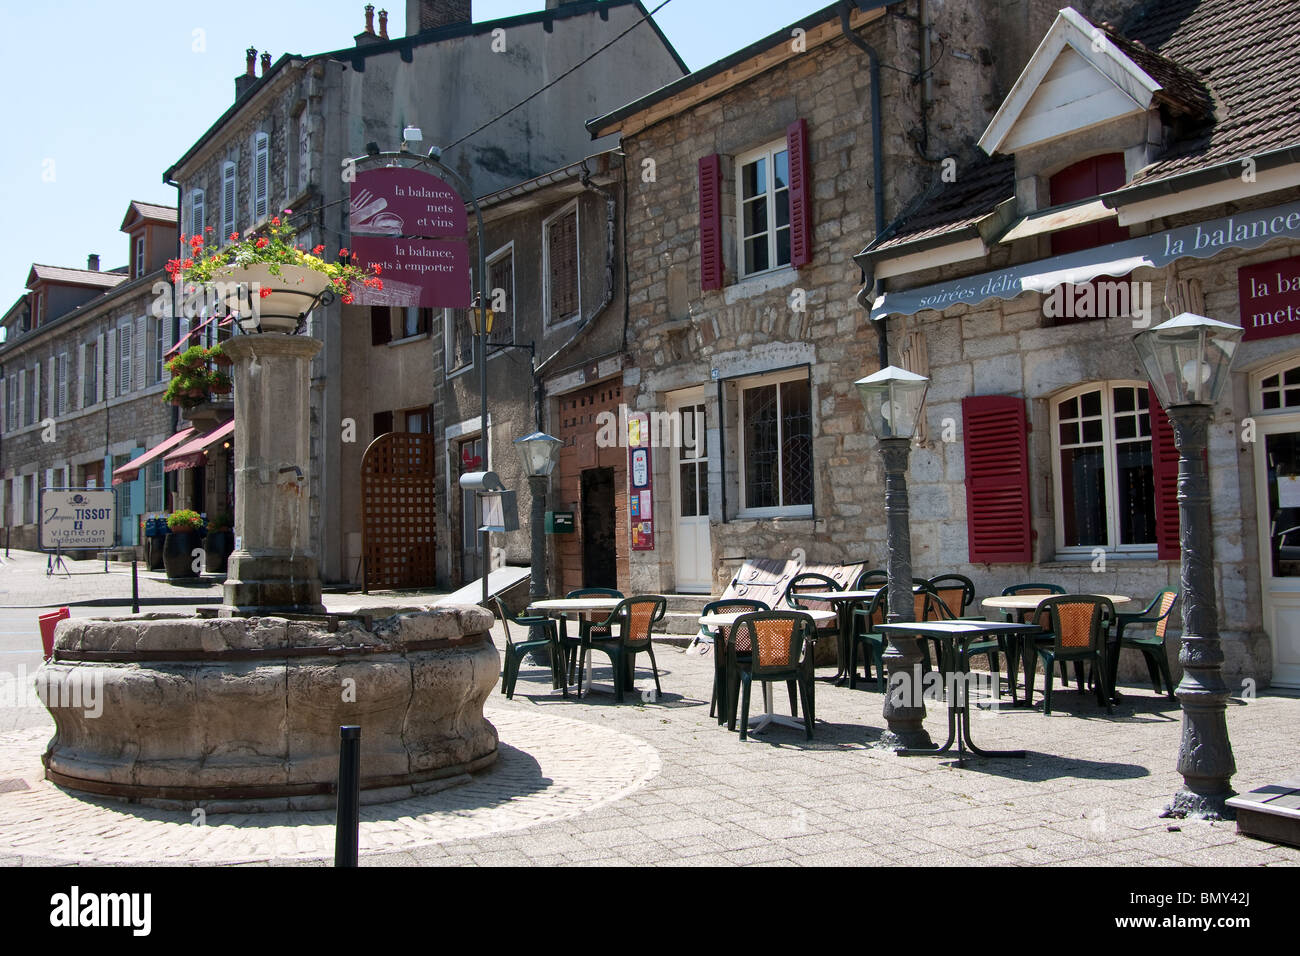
[40, 488, 115, 550]
[349, 166, 472, 309]
[1238, 254, 1300, 342]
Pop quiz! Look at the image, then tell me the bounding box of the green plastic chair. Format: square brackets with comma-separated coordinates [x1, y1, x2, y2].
[1028, 595, 1115, 715]
[1113, 589, 1179, 698]
[1001, 582, 1068, 691]
[850, 588, 889, 691]
[727, 611, 817, 741]
[578, 595, 666, 702]
[563, 587, 624, 685]
[495, 598, 563, 700]
[702, 598, 769, 724]
[853, 568, 888, 590]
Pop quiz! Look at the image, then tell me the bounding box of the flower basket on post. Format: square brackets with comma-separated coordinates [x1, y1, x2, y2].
[163, 510, 204, 580]
[167, 212, 381, 336]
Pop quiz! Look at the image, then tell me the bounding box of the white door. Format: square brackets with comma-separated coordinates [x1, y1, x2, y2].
[671, 395, 711, 593]
[1256, 414, 1300, 687]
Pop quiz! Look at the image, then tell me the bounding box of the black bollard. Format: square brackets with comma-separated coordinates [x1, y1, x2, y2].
[131, 559, 140, 615]
[335, 725, 361, 867]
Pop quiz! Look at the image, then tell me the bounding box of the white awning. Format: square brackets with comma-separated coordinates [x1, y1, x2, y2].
[871, 198, 1300, 322]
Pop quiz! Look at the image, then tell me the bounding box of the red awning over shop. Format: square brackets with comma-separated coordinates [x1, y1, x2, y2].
[163, 419, 235, 473]
[111, 428, 197, 485]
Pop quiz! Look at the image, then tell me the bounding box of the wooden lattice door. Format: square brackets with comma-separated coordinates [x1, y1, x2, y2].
[361, 433, 436, 591]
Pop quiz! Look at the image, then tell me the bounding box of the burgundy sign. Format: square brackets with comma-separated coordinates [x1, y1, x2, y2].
[1239, 255, 1300, 342]
[349, 235, 472, 309]
[349, 167, 467, 238]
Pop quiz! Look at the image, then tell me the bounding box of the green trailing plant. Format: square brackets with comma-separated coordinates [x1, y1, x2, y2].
[167, 510, 202, 533]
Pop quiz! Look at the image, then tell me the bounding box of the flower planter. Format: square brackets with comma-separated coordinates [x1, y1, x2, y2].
[163, 531, 202, 579]
[221, 264, 330, 334]
[204, 531, 234, 574]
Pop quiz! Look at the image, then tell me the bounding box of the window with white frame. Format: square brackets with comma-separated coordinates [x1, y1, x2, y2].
[1051, 382, 1156, 553]
[4, 375, 17, 430]
[1260, 363, 1300, 410]
[149, 315, 166, 384]
[736, 140, 792, 278]
[23, 368, 35, 426]
[189, 188, 205, 238]
[23, 474, 35, 524]
[117, 321, 133, 395]
[221, 161, 237, 241]
[487, 244, 515, 348]
[445, 305, 474, 374]
[736, 368, 813, 517]
[544, 203, 579, 327]
[134, 235, 146, 279]
[252, 132, 270, 222]
[146, 460, 164, 513]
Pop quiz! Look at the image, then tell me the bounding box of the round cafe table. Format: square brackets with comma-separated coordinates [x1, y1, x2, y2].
[979, 593, 1133, 705]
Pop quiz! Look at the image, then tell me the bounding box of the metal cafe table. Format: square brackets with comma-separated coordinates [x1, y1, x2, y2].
[699, 609, 835, 733]
[795, 587, 923, 684]
[979, 593, 1132, 704]
[528, 597, 624, 697]
[875, 619, 1041, 766]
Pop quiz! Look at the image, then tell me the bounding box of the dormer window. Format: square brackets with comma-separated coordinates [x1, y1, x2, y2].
[134, 235, 146, 279]
[1049, 154, 1130, 255]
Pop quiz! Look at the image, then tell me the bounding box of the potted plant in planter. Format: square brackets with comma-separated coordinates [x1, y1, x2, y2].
[167, 213, 382, 334]
[163, 345, 219, 409]
[204, 512, 235, 573]
[209, 370, 232, 395]
[206, 344, 231, 367]
[163, 509, 205, 580]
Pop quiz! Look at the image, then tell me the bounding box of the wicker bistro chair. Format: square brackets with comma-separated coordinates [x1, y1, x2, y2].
[784, 572, 844, 669]
[849, 581, 937, 690]
[1027, 595, 1115, 715]
[562, 588, 624, 685]
[702, 599, 769, 724]
[578, 595, 667, 702]
[495, 598, 563, 700]
[928, 574, 977, 618]
[1113, 589, 1179, 698]
[1000, 582, 1068, 692]
[853, 568, 889, 590]
[726, 611, 817, 741]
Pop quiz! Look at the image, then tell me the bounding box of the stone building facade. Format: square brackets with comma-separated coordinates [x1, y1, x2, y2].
[0, 203, 180, 553]
[856, 0, 1300, 687]
[163, 0, 686, 584]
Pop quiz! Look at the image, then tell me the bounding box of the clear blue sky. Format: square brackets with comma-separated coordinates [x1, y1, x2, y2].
[0, 0, 831, 306]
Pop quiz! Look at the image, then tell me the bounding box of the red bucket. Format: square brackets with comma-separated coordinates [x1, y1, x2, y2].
[39, 608, 70, 661]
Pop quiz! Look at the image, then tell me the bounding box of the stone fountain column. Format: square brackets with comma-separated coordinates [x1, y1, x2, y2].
[221, 333, 325, 614]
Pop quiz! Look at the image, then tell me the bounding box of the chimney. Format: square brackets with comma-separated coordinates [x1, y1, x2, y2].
[87, 254, 100, 272]
[260, 51, 272, 75]
[379, 9, 389, 39]
[356, 4, 383, 46]
[405, 0, 471, 37]
[235, 47, 258, 98]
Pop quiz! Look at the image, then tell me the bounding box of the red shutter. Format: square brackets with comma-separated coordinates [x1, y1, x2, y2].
[962, 396, 1032, 563]
[1149, 387, 1181, 560]
[698, 154, 723, 292]
[786, 119, 813, 268]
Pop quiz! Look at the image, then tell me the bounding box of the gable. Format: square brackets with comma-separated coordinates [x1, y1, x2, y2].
[979, 7, 1162, 156]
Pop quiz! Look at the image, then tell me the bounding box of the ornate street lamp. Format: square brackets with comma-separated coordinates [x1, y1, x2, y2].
[856, 365, 932, 750]
[514, 431, 563, 605]
[1133, 312, 1244, 820]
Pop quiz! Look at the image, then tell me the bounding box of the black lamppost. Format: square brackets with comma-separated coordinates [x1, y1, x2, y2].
[514, 431, 563, 605]
[1133, 312, 1244, 820]
[856, 365, 932, 751]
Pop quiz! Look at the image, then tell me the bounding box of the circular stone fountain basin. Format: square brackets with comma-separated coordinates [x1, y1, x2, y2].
[38, 606, 499, 811]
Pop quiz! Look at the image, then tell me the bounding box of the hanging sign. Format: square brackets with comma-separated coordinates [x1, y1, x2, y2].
[349, 166, 471, 309]
[629, 414, 654, 551]
[1238, 254, 1300, 342]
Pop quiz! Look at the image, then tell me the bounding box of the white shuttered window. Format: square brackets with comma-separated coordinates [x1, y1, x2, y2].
[253, 132, 269, 221]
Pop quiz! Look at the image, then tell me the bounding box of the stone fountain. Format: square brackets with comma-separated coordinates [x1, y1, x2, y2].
[38, 331, 499, 810]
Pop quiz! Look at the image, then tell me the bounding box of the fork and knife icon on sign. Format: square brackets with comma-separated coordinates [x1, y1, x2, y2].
[350, 188, 405, 234]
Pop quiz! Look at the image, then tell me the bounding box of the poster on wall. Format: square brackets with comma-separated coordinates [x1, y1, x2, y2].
[1238, 254, 1300, 342]
[629, 415, 654, 551]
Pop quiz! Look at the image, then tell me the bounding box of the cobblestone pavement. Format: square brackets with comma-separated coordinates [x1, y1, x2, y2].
[2, 598, 1298, 866]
